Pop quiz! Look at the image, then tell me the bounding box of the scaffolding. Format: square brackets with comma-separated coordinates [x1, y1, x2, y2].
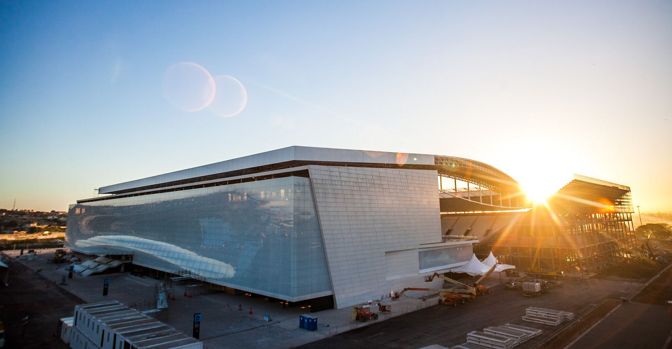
[478, 176, 637, 273]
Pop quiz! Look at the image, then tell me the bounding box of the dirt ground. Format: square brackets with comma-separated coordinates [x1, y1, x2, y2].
[0, 256, 82, 349]
[597, 258, 661, 280]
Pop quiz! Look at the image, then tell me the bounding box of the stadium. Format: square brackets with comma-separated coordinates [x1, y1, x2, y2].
[66, 146, 635, 309]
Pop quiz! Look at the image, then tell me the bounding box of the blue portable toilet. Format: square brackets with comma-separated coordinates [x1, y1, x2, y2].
[300, 314, 318, 331]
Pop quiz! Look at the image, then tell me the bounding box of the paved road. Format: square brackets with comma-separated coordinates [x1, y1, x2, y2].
[568, 302, 670, 349]
[568, 264, 672, 349]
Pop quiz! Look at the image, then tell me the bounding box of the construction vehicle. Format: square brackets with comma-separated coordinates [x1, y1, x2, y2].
[522, 281, 542, 296]
[353, 305, 378, 322]
[505, 280, 522, 290]
[392, 264, 497, 307]
[391, 287, 431, 300]
[438, 292, 465, 306]
[377, 302, 391, 313]
[424, 272, 475, 297]
[475, 283, 490, 295]
[425, 263, 497, 299]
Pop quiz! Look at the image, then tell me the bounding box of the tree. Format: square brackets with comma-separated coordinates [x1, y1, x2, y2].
[636, 223, 672, 240]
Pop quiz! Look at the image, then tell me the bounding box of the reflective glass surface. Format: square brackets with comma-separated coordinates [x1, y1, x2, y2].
[67, 176, 332, 301]
[419, 245, 473, 271]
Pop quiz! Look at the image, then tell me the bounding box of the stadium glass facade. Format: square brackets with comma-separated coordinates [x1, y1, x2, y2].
[68, 175, 332, 301]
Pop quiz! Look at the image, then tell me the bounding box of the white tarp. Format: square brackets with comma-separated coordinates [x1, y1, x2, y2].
[495, 264, 516, 272]
[481, 251, 516, 272]
[451, 254, 491, 276]
[482, 252, 498, 268]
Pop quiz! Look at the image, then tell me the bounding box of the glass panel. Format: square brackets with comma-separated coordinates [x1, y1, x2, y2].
[419, 245, 472, 270]
[67, 176, 331, 300]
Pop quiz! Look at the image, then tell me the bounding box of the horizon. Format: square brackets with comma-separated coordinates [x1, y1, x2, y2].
[1, 0, 671, 212]
[1, 144, 669, 214]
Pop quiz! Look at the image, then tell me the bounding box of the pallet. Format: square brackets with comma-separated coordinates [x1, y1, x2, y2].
[522, 315, 562, 326]
[523, 307, 574, 326]
[503, 323, 543, 337]
[452, 343, 494, 349]
[526, 307, 574, 320]
[483, 326, 534, 344]
[466, 331, 518, 349]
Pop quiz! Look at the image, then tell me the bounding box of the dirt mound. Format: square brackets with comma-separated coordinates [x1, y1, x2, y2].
[597, 258, 662, 280]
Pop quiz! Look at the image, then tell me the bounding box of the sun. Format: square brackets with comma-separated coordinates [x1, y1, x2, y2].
[500, 144, 575, 206]
[521, 181, 556, 205]
[517, 172, 569, 206]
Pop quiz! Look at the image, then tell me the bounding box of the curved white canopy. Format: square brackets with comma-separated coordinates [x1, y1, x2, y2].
[481, 251, 516, 272]
[451, 254, 491, 276]
[482, 251, 498, 268]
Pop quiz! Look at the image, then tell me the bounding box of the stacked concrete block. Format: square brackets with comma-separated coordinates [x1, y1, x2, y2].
[522, 307, 574, 326]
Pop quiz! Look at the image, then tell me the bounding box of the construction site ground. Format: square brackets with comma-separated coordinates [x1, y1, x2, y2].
[1, 248, 670, 349]
[1, 249, 457, 349]
[300, 265, 672, 349]
[0, 258, 79, 349]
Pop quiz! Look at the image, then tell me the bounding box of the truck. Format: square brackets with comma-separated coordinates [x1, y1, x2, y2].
[353, 305, 378, 322]
[422, 263, 497, 305]
[522, 281, 542, 296]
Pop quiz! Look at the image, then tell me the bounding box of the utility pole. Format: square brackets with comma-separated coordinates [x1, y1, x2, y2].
[636, 205, 643, 226]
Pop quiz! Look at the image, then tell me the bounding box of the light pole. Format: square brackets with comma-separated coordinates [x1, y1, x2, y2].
[636, 205, 643, 226]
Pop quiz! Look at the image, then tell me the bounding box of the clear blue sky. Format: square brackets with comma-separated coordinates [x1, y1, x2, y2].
[1, 0, 671, 211]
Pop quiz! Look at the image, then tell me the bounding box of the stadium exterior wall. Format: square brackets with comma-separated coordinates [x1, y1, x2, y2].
[308, 165, 447, 307]
[67, 147, 476, 308]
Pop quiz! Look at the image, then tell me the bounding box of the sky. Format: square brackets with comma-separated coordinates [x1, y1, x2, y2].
[0, 0, 670, 212]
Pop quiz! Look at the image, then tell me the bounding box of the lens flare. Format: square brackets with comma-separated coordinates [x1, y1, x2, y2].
[395, 153, 409, 166]
[209, 75, 248, 118]
[163, 62, 216, 112]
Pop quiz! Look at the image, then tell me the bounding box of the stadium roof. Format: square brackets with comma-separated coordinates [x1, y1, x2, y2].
[435, 156, 520, 194]
[97, 146, 521, 197]
[549, 175, 632, 214]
